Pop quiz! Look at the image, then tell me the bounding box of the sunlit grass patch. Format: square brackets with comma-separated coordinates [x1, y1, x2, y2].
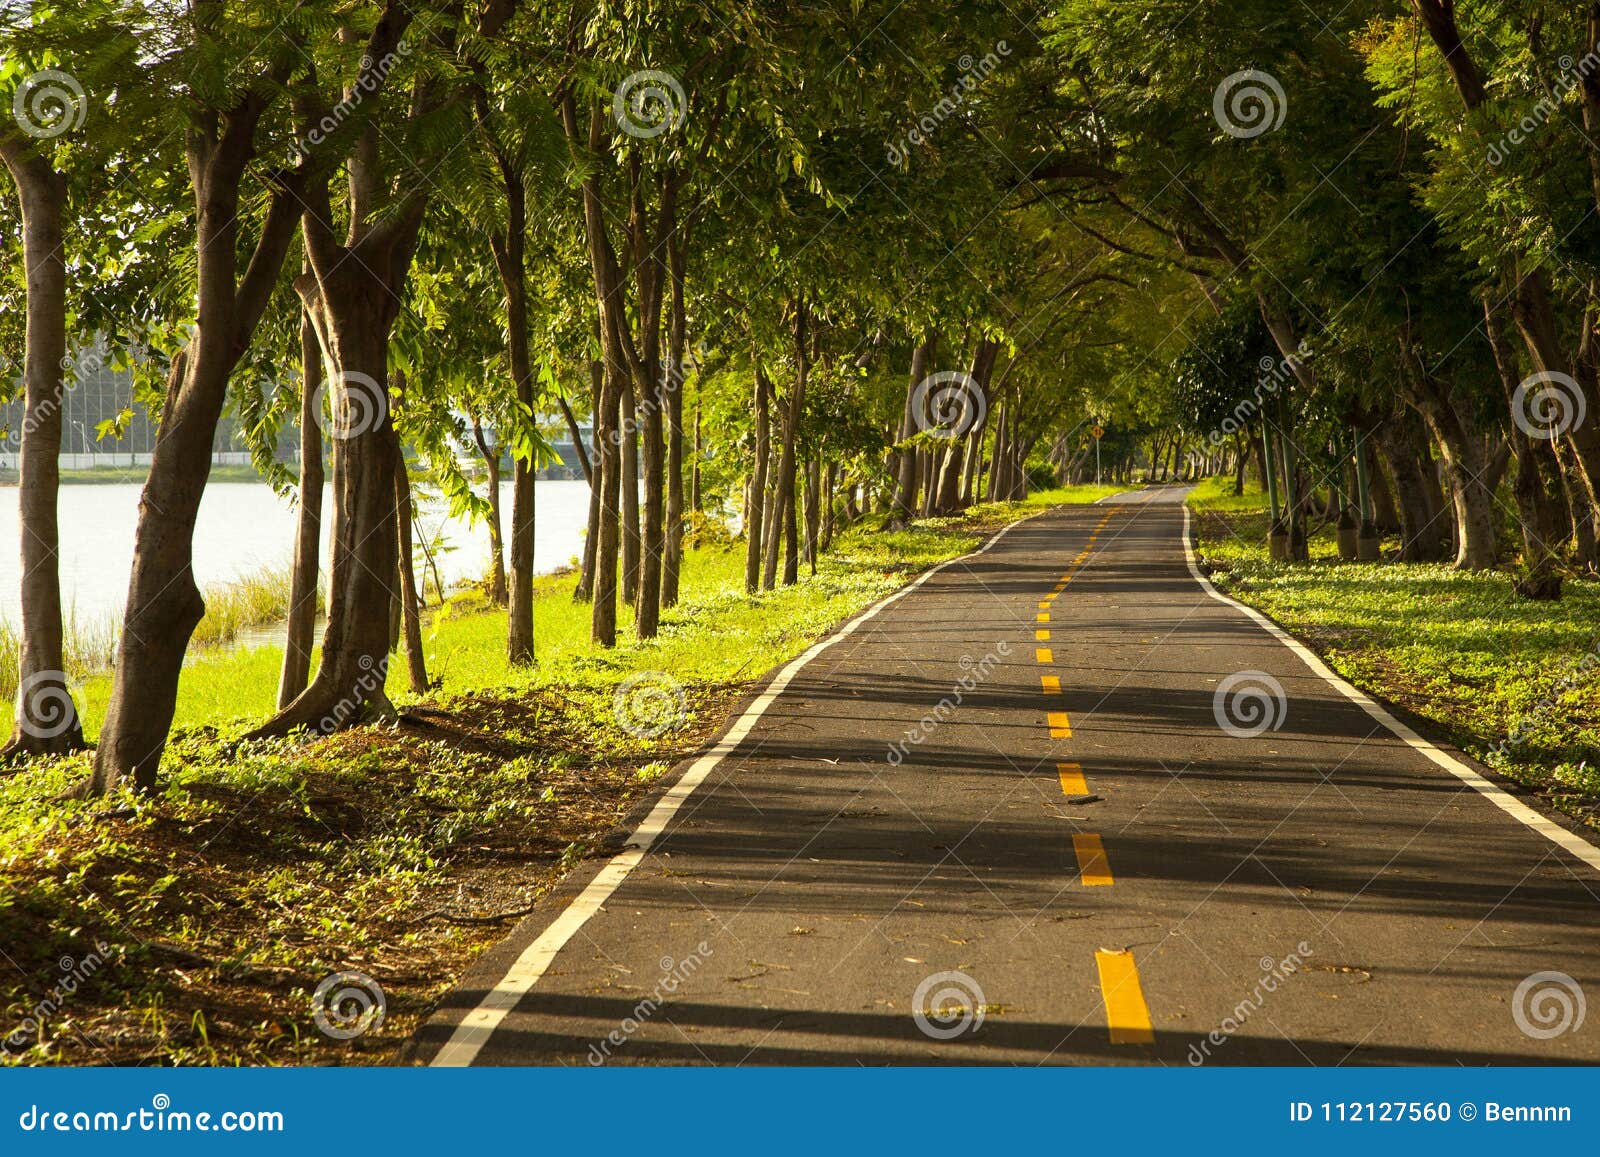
[1194, 504, 1600, 830]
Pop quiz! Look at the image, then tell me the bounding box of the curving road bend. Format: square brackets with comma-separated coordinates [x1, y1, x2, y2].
[415, 487, 1600, 1066]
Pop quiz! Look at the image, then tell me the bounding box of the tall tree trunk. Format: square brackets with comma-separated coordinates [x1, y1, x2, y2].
[490, 163, 536, 660]
[691, 400, 703, 512]
[575, 354, 602, 604]
[821, 462, 838, 549]
[1485, 298, 1563, 596]
[92, 111, 302, 791]
[395, 449, 428, 693]
[1404, 374, 1498, 570]
[256, 270, 403, 734]
[803, 457, 821, 574]
[893, 338, 935, 519]
[776, 302, 808, 586]
[278, 302, 324, 709]
[248, 132, 427, 737]
[631, 173, 669, 637]
[745, 363, 771, 593]
[987, 400, 1008, 502]
[472, 419, 508, 605]
[662, 230, 688, 608]
[0, 142, 82, 757]
[620, 383, 640, 606]
[1373, 415, 1450, 562]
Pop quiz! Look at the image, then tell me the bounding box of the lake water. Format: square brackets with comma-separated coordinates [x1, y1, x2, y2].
[0, 478, 592, 630]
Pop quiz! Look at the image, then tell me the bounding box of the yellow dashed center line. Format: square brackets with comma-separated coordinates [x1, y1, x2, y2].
[1072, 833, 1114, 885]
[1048, 710, 1072, 738]
[1040, 674, 1061, 695]
[1035, 629, 1050, 641]
[1036, 612, 1050, 623]
[1094, 950, 1155, 1044]
[1035, 648, 1053, 663]
[1057, 761, 1089, 795]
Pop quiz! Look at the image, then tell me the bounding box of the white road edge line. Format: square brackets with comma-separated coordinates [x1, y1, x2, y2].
[1181, 505, 1600, 875]
[429, 508, 1046, 1066]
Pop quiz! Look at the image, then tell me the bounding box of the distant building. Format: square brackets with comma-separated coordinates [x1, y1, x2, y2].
[1, 338, 252, 470]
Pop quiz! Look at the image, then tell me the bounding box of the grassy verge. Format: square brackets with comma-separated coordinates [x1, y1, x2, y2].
[0, 483, 1123, 1066]
[0, 566, 300, 702]
[1187, 475, 1600, 829]
[0, 463, 267, 486]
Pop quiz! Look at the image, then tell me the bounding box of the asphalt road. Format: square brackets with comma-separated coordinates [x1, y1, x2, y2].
[416, 487, 1600, 1066]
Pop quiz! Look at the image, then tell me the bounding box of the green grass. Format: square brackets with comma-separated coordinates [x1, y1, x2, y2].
[1189, 484, 1600, 827]
[0, 463, 267, 486]
[0, 565, 301, 703]
[0, 485, 1124, 1066]
[1186, 473, 1271, 512]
